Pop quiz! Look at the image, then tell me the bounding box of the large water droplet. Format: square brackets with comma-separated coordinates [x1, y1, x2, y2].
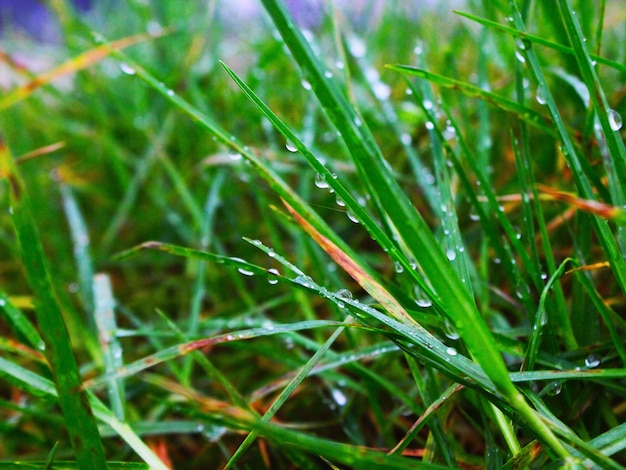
[373, 82, 391, 100]
[608, 109, 622, 131]
[301, 79, 312, 91]
[444, 320, 460, 340]
[331, 388, 347, 406]
[336, 289, 352, 302]
[415, 298, 432, 308]
[285, 141, 298, 152]
[120, 62, 136, 75]
[536, 86, 547, 105]
[346, 211, 359, 224]
[446, 347, 458, 356]
[394, 261, 404, 274]
[267, 268, 280, 285]
[314, 173, 330, 189]
[237, 267, 254, 276]
[446, 249, 457, 261]
[584, 354, 601, 368]
[546, 381, 562, 396]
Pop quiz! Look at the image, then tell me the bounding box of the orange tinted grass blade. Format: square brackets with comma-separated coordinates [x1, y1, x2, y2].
[565, 261, 611, 275]
[0, 31, 170, 110]
[538, 184, 626, 221]
[282, 199, 419, 327]
[16, 141, 65, 164]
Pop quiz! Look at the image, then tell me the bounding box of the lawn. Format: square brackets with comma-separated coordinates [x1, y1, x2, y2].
[1, 0, 625, 468]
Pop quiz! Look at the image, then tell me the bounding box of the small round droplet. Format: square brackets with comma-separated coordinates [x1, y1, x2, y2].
[301, 79, 312, 91]
[446, 249, 457, 261]
[237, 267, 254, 276]
[584, 354, 601, 368]
[285, 141, 298, 152]
[608, 109, 622, 131]
[446, 347, 458, 356]
[415, 298, 432, 308]
[425, 121, 434, 130]
[394, 261, 404, 274]
[324, 70, 333, 78]
[0, 298, 7, 307]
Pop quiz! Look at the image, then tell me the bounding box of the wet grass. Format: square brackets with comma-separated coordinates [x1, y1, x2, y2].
[1, 0, 625, 468]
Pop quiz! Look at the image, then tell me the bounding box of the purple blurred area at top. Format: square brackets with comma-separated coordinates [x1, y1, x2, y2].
[0, 0, 92, 42]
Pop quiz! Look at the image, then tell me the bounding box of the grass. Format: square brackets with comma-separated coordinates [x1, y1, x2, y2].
[0, 0, 625, 468]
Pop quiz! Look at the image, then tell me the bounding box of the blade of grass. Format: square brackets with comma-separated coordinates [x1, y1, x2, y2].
[453, 10, 626, 74]
[509, 2, 626, 298]
[388, 65, 555, 136]
[0, 136, 107, 468]
[0, 31, 168, 110]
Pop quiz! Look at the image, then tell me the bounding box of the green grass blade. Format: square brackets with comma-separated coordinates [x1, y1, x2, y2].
[453, 10, 626, 74]
[0, 290, 45, 351]
[0, 137, 107, 469]
[509, 2, 626, 297]
[389, 65, 554, 136]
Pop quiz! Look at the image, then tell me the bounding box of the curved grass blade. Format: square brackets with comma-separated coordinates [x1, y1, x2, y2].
[389, 65, 554, 136]
[509, 3, 626, 298]
[80, 319, 343, 391]
[0, 290, 45, 351]
[0, 136, 107, 469]
[453, 10, 626, 74]
[0, 31, 168, 110]
[259, 0, 574, 458]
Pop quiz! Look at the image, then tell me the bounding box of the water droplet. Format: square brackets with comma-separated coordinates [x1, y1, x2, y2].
[584, 354, 601, 368]
[348, 37, 366, 57]
[301, 79, 312, 91]
[423, 99, 434, 110]
[267, 268, 280, 285]
[394, 261, 404, 274]
[0, 298, 6, 307]
[336, 289, 352, 302]
[536, 86, 547, 105]
[166, 89, 175, 96]
[405, 88, 413, 95]
[446, 249, 457, 261]
[237, 267, 254, 276]
[267, 249, 276, 258]
[252, 239, 262, 245]
[373, 82, 391, 100]
[515, 50, 526, 63]
[346, 211, 359, 224]
[120, 62, 136, 75]
[335, 196, 345, 207]
[415, 298, 432, 308]
[446, 347, 458, 356]
[324, 70, 333, 78]
[314, 173, 330, 189]
[285, 141, 297, 152]
[331, 388, 347, 406]
[335, 61, 344, 70]
[444, 320, 460, 340]
[354, 116, 362, 127]
[425, 121, 434, 130]
[546, 381, 562, 396]
[400, 133, 412, 145]
[608, 109, 622, 131]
